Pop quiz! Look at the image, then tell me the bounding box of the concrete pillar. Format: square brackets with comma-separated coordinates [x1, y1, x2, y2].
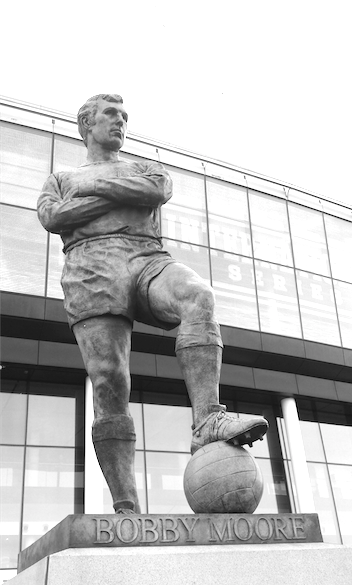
[84, 377, 104, 513]
[281, 396, 315, 513]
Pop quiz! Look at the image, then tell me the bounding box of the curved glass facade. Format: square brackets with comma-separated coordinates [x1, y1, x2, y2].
[1, 113, 352, 348]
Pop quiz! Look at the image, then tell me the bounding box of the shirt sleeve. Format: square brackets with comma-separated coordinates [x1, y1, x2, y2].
[78, 161, 173, 207]
[37, 174, 117, 234]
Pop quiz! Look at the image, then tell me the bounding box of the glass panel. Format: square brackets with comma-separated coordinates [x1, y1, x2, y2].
[146, 451, 192, 514]
[334, 280, 352, 348]
[102, 451, 147, 514]
[249, 191, 293, 266]
[320, 424, 352, 464]
[328, 464, 352, 545]
[0, 389, 27, 445]
[53, 135, 87, 173]
[296, 271, 341, 345]
[0, 122, 52, 209]
[47, 233, 65, 299]
[255, 261, 302, 337]
[22, 447, 78, 549]
[161, 166, 208, 246]
[289, 204, 330, 276]
[207, 179, 252, 256]
[27, 395, 76, 447]
[0, 206, 47, 296]
[0, 446, 24, 568]
[162, 239, 210, 282]
[300, 421, 325, 462]
[325, 215, 352, 283]
[211, 251, 258, 329]
[254, 458, 291, 514]
[307, 462, 341, 543]
[144, 405, 192, 452]
[123, 138, 158, 161]
[0, 104, 54, 133]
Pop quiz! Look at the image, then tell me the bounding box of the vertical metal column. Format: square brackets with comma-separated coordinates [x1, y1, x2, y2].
[84, 377, 104, 513]
[281, 396, 316, 513]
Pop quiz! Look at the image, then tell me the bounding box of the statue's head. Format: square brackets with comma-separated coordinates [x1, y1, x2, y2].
[77, 94, 124, 146]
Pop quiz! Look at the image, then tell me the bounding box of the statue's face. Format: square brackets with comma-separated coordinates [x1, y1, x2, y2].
[88, 98, 128, 151]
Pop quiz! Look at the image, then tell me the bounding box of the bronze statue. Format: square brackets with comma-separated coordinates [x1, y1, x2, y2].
[37, 94, 268, 514]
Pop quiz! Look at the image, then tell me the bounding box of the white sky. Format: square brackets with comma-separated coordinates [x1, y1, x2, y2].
[1, 0, 351, 208]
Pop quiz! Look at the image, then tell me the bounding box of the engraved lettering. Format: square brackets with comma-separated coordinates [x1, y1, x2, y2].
[273, 517, 290, 541]
[291, 516, 307, 540]
[233, 517, 253, 541]
[254, 516, 273, 541]
[140, 517, 159, 543]
[160, 517, 180, 543]
[115, 517, 139, 544]
[93, 517, 114, 544]
[208, 517, 234, 542]
[178, 517, 199, 542]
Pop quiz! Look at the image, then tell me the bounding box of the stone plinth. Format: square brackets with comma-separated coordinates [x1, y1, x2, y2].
[8, 544, 352, 585]
[18, 513, 322, 572]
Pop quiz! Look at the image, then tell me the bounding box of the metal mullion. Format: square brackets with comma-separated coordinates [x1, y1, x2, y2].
[285, 195, 305, 341]
[18, 384, 30, 554]
[245, 180, 262, 334]
[202, 163, 214, 287]
[43, 122, 56, 300]
[140, 400, 149, 514]
[322, 212, 344, 348]
[317, 422, 343, 544]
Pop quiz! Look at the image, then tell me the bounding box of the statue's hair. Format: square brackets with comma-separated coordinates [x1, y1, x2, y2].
[77, 94, 124, 145]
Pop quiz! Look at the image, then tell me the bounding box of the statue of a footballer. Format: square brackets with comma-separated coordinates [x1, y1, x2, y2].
[37, 94, 268, 514]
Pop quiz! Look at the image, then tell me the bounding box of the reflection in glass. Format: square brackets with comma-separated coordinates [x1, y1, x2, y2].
[53, 135, 87, 173]
[0, 122, 51, 209]
[329, 464, 352, 545]
[324, 215, 352, 283]
[320, 424, 352, 465]
[334, 280, 352, 348]
[255, 261, 302, 337]
[146, 452, 192, 514]
[22, 447, 78, 549]
[296, 271, 340, 345]
[47, 233, 65, 299]
[0, 390, 27, 445]
[254, 459, 290, 514]
[161, 166, 208, 246]
[27, 395, 76, 447]
[307, 462, 341, 543]
[162, 239, 211, 282]
[289, 204, 330, 276]
[0, 446, 24, 568]
[211, 252, 258, 329]
[0, 206, 47, 296]
[299, 421, 325, 462]
[249, 191, 293, 266]
[144, 404, 192, 453]
[207, 179, 252, 256]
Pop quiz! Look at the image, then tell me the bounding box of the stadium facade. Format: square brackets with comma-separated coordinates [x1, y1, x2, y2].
[1, 96, 352, 582]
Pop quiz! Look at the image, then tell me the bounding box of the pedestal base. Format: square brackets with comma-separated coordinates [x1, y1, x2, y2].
[7, 543, 352, 585]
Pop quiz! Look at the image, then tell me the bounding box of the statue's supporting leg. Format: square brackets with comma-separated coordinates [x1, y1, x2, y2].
[92, 414, 141, 513]
[73, 315, 140, 513]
